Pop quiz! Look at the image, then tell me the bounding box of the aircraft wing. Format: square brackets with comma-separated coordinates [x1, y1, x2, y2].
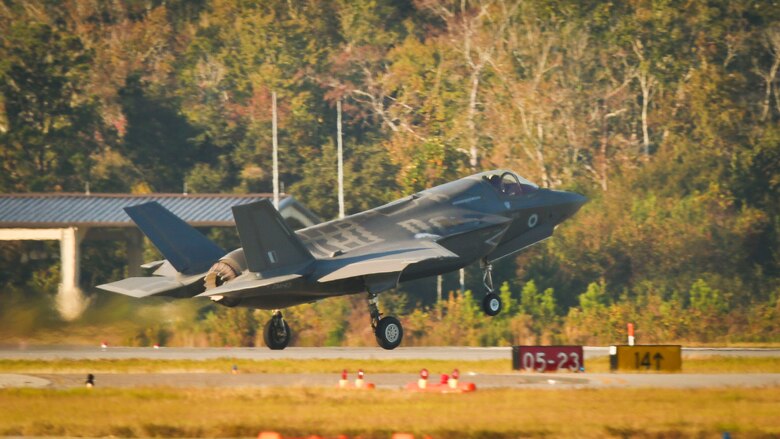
[317, 240, 457, 283]
[97, 273, 205, 299]
[196, 274, 303, 298]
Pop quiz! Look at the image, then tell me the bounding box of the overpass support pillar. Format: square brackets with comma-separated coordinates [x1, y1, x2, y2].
[57, 227, 88, 321]
[126, 228, 144, 277]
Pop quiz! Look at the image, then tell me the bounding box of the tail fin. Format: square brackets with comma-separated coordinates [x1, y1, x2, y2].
[231, 199, 314, 276]
[124, 202, 225, 275]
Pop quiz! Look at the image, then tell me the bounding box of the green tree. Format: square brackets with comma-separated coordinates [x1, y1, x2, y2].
[0, 20, 101, 191]
[117, 74, 206, 192]
[519, 280, 558, 342]
[689, 279, 728, 315]
[178, 0, 340, 194]
[579, 281, 609, 313]
[290, 140, 399, 220]
[520, 280, 556, 318]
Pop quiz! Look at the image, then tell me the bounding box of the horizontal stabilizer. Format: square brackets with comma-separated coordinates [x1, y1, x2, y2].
[317, 241, 457, 283]
[140, 260, 165, 271]
[97, 273, 204, 298]
[232, 200, 314, 275]
[196, 274, 303, 298]
[125, 202, 225, 275]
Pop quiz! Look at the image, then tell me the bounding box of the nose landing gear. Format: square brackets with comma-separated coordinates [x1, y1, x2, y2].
[368, 292, 404, 350]
[481, 261, 502, 316]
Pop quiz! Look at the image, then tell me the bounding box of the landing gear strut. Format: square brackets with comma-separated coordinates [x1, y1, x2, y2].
[263, 310, 291, 350]
[368, 292, 403, 350]
[481, 261, 502, 316]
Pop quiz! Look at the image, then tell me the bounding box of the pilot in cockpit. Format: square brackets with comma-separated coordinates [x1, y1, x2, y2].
[485, 172, 538, 197]
[488, 174, 501, 190]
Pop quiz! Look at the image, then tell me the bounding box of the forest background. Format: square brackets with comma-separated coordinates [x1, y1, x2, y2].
[0, 0, 778, 347]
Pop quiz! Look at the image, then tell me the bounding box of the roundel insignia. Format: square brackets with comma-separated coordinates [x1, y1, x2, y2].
[528, 213, 538, 228]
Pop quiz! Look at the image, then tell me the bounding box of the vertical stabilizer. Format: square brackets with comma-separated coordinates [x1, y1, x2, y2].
[124, 202, 225, 275]
[232, 199, 314, 275]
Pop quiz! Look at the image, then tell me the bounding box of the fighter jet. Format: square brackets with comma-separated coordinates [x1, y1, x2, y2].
[98, 170, 586, 350]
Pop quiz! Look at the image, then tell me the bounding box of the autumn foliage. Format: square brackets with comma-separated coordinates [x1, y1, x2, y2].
[0, 0, 778, 345]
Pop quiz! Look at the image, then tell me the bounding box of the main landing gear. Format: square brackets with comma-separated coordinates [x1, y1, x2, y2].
[368, 292, 403, 350]
[481, 261, 502, 316]
[263, 310, 291, 350]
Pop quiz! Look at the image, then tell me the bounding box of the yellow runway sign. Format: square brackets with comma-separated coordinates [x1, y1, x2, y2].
[609, 345, 682, 372]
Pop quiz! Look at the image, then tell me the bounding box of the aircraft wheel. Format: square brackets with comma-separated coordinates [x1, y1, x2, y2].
[264, 318, 291, 350]
[482, 293, 502, 316]
[375, 316, 403, 350]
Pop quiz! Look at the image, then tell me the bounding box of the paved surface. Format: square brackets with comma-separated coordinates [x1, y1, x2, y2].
[1, 346, 778, 391]
[2, 346, 517, 361]
[0, 373, 51, 389]
[2, 372, 779, 390]
[1, 346, 779, 361]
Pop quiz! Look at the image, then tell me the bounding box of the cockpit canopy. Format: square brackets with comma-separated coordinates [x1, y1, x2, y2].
[483, 171, 539, 196]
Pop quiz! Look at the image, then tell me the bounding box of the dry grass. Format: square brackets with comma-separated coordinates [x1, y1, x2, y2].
[678, 355, 780, 373]
[1, 355, 778, 374]
[1, 357, 778, 437]
[0, 386, 777, 438]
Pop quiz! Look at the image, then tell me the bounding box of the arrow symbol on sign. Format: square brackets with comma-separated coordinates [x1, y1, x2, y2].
[653, 353, 664, 370]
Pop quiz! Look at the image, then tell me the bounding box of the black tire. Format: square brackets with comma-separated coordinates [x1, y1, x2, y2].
[263, 318, 291, 350]
[375, 316, 403, 350]
[482, 293, 502, 316]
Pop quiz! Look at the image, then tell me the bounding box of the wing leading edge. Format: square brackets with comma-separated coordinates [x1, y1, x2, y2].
[196, 274, 303, 298]
[317, 240, 457, 283]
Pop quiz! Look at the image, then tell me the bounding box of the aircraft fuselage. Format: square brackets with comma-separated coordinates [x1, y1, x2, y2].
[228, 171, 586, 309]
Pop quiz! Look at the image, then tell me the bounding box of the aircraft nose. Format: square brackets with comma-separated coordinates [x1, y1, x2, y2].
[571, 192, 587, 215]
[570, 192, 588, 208]
[556, 190, 588, 220]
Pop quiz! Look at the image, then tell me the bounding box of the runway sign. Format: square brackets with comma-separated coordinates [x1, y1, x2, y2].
[512, 346, 584, 372]
[609, 345, 682, 372]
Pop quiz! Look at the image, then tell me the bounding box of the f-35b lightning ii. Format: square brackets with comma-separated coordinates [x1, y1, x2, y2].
[98, 170, 586, 350]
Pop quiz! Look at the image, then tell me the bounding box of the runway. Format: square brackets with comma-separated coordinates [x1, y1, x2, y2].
[2, 345, 779, 361]
[2, 372, 779, 390]
[1, 346, 778, 391]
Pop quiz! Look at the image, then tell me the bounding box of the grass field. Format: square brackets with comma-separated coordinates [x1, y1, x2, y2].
[1, 355, 779, 374]
[1, 356, 778, 437]
[0, 386, 778, 438]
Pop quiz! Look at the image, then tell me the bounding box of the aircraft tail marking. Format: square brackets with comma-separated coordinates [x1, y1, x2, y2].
[124, 202, 225, 275]
[232, 199, 314, 275]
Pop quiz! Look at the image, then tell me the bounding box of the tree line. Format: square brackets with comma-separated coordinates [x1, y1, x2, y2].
[0, 0, 778, 344]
